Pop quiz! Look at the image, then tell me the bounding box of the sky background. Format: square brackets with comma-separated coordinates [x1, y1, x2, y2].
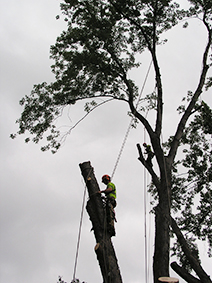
[0, 1, 211, 283]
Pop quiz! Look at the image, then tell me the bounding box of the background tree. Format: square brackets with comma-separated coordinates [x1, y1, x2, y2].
[12, 0, 212, 282]
[155, 101, 212, 282]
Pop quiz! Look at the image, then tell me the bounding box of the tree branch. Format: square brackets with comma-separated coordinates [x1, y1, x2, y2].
[105, 40, 156, 139]
[171, 217, 212, 283]
[136, 143, 160, 189]
[107, 0, 153, 52]
[151, 1, 163, 137]
[108, 0, 163, 137]
[171, 262, 201, 283]
[60, 98, 115, 143]
[65, 94, 128, 105]
[167, 11, 211, 167]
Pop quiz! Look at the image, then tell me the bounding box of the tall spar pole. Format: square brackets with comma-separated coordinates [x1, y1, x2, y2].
[79, 161, 122, 283]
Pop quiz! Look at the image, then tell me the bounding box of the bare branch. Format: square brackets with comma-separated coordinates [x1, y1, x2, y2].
[59, 98, 115, 145]
[167, 13, 211, 167]
[171, 262, 201, 283]
[171, 217, 212, 283]
[136, 143, 160, 189]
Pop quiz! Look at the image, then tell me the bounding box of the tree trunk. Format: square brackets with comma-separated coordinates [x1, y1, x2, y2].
[79, 161, 122, 283]
[153, 201, 171, 282]
[153, 150, 172, 283]
[137, 143, 171, 282]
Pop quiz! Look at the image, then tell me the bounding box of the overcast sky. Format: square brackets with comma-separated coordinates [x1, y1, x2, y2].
[0, 1, 211, 283]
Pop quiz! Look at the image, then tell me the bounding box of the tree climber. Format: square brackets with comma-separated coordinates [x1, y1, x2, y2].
[98, 175, 117, 236]
[143, 143, 155, 167]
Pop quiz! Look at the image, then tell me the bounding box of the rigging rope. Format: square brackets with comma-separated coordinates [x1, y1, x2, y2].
[143, 111, 153, 283]
[143, 142, 148, 283]
[73, 185, 87, 281]
[111, 60, 152, 180]
[72, 169, 92, 281]
[112, 59, 153, 282]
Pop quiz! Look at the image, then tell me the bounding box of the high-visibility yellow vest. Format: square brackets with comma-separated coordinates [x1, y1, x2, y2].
[106, 182, 116, 199]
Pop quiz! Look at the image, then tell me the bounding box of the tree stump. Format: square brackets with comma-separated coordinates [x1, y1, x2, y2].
[158, 277, 179, 282]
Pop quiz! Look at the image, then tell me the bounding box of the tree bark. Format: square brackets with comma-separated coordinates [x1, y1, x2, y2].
[79, 161, 122, 283]
[171, 217, 212, 283]
[153, 160, 172, 283]
[153, 201, 171, 282]
[171, 262, 201, 283]
[137, 143, 171, 282]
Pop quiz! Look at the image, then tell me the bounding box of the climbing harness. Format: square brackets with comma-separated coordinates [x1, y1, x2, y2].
[102, 196, 116, 236]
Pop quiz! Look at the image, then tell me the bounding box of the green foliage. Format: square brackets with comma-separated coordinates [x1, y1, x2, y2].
[171, 236, 200, 272]
[84, 100, 98, 113]
[169, 102, 212, 265]
[142, 91, 158, 111]
[177, 91, 194, 114]
[205, 77, 212, 91]
[176, 102, 212, 252]
[12, 0, 198, 152]
[15, 82, 61, 153]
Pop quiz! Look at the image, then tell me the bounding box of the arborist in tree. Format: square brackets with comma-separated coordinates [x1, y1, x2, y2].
[98, 174, 117, 236]
[143, 143, 155, 167]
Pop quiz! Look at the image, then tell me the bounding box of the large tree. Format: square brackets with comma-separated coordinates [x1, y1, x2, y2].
[12, 0, 212, 282]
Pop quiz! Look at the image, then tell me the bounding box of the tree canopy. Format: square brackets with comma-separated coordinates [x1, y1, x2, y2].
[12, 0, 211, 153]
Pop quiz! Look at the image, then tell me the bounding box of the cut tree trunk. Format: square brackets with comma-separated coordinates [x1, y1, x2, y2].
[153, 202, 171, 283]
[153, 170, 172, 283]
[79, 161, 122, 283]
